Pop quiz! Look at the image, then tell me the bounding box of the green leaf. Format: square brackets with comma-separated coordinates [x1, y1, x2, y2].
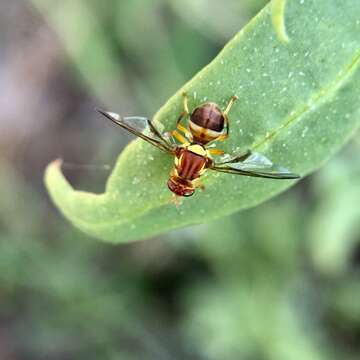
[45, 0, 360, 243]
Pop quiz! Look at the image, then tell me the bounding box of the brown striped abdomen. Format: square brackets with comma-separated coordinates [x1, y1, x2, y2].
[190, 103, 224, 131]
[189, 103, 224, 144]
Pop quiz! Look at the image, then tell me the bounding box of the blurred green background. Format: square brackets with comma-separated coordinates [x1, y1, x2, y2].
[0, 0, 359, 359]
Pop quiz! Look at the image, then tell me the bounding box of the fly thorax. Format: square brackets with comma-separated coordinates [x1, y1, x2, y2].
[187, 144, 207, 156]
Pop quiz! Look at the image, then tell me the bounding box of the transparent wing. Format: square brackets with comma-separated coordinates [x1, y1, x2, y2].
[212, 151, 300, 179]
[96, 109, 174, 154]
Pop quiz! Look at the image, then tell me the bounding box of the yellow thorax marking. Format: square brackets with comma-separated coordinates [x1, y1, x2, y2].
[187, 144, 207, 157]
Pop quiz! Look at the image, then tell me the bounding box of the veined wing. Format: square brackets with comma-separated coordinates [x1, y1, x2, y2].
[212, 151, 300, 179]
[96, 109, 174, 154]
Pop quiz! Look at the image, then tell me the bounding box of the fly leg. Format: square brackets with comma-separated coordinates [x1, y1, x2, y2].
[208, 148, 225, 156]
[171, 130, 188, 145]
[172, 92, 192, 140]
[215, 95, 238, 142]
[223, 95, 238, 117]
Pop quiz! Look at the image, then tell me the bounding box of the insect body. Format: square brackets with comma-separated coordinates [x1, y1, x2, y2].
[97, 92, 299, 200]
[168, 144, 208, 197]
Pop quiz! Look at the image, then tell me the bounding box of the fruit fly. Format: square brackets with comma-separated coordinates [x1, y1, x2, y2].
[97, 92, 299, 202]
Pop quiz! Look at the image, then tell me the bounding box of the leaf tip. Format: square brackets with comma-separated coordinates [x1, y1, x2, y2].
[44, 158, 75, 206]
[45, 157, 63, 184]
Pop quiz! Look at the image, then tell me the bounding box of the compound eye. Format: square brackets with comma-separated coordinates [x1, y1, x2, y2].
[183, 188, 195, 197]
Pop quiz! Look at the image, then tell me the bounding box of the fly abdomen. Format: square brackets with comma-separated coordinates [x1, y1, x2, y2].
[189, 103, 225, 144]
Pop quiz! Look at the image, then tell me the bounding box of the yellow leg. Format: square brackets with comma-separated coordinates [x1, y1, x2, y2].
[176, 92, 190, 126]
[208, 148, 225, 156]
[174, 92, 192, 140]
[219, 95, 238, 141]
[182, 92, 190, 114]
[223, 95, 238, 116]
[177, 123, 192, 140]
[176, 111, 188, 126]
[171, 130, 188, 144]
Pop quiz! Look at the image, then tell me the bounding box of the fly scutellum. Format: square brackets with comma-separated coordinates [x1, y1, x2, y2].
[97, 92, 300, 205]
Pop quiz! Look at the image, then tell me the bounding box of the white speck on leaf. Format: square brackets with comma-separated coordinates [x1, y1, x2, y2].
[301, 126, 309, 138]
[132, 177, 140, 185]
